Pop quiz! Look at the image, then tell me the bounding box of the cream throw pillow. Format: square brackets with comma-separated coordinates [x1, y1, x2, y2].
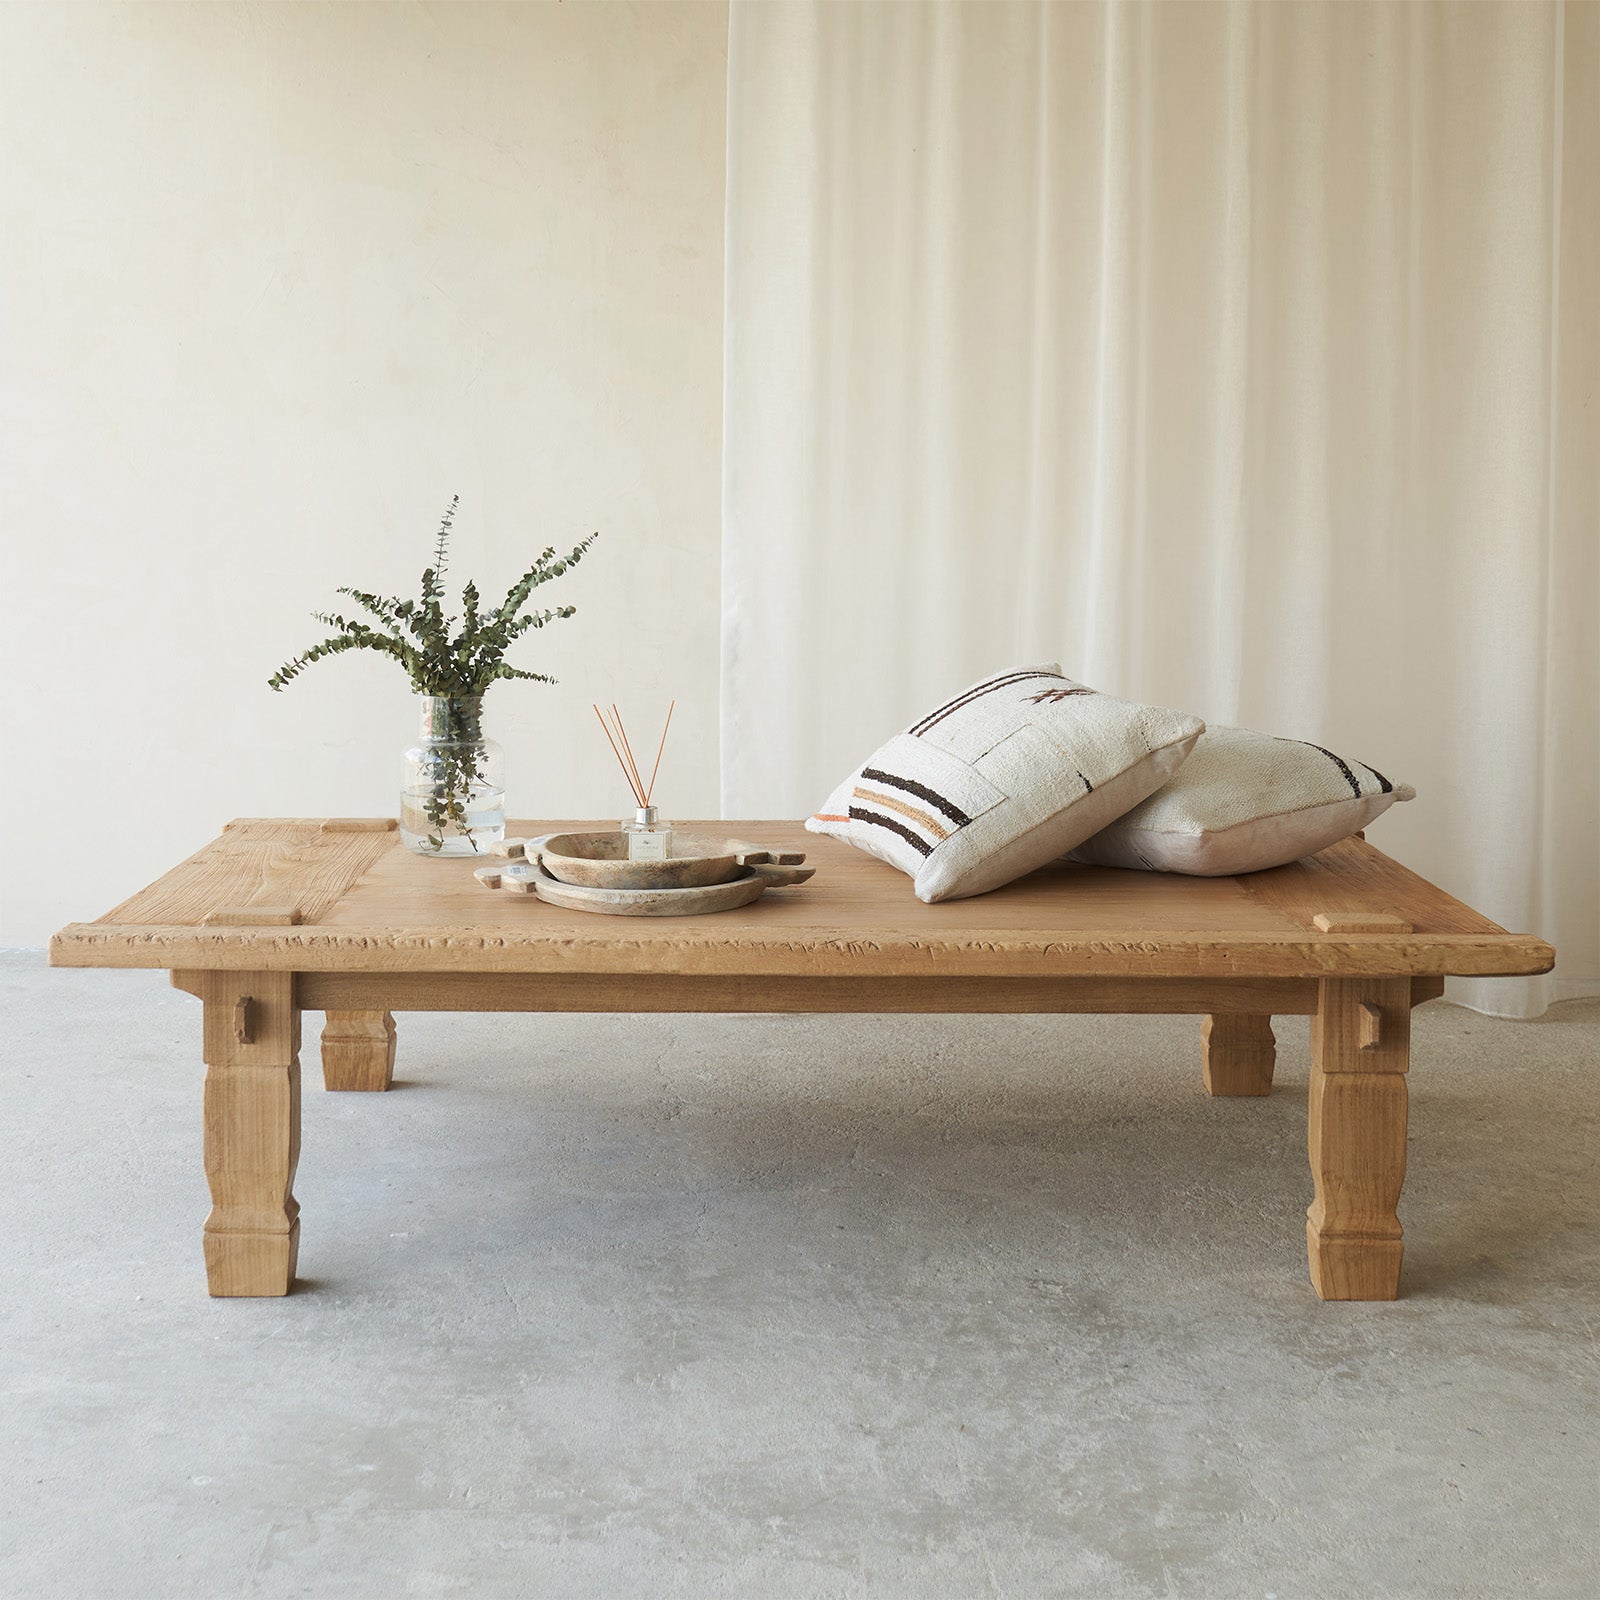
[806, 665, 1204, 902]
[1066, 724, 1415, 876]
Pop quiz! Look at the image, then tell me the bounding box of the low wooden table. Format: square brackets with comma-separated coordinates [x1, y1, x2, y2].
[51, 818, 1553, 1302]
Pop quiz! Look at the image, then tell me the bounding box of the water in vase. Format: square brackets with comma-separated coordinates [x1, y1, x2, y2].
[399, 785, 506, 856]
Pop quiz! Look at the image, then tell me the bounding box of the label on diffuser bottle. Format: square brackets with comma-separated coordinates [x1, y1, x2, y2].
[627, 828, 671, 862]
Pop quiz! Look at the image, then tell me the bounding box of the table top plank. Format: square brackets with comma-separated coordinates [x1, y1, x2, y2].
[102, 819, 398, 929]
[1234, 841, 1505, 936]
[51, 819, 1554, 981]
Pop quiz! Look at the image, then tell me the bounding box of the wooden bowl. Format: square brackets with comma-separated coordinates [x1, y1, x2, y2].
[525, 857, 772, 915]
[536, 832, 746, 891]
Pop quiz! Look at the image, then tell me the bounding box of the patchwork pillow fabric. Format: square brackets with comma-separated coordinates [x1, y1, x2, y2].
[1065, 725, 1415, 877]
[806, 664, 1204, 902]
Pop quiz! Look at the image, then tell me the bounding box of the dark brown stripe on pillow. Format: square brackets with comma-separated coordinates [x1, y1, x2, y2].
[909, 670, 1038, 734]
[853, 785, 952, 841]
[859, 766, 972, 826]
[1304, 743, 1364, 798]
[1356, 761, 1395, 794]
[848, 805, 934, 856]
[910, 670, 1066, 736]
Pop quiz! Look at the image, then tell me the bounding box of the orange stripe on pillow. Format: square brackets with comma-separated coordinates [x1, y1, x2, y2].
[852, 785, 950, 841]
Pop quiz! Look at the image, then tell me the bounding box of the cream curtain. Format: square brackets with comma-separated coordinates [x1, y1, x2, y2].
[721, 0, 1598, 1018]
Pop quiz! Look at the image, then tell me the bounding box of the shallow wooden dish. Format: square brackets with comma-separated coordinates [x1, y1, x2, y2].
[524, 857, 771, 916]
[537, 831, 747, 890]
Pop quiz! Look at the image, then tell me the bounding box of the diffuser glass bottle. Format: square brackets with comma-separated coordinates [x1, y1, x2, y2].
[622, 806, 673, 861]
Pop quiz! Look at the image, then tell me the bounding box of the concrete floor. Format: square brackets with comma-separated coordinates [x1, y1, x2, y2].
[3, 952, 1597, 1599]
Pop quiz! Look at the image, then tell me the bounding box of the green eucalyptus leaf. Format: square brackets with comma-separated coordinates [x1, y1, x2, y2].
[269, 508, 595, 701]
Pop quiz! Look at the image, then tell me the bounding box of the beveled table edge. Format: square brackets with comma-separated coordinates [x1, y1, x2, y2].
[50, 921, 1557, 979]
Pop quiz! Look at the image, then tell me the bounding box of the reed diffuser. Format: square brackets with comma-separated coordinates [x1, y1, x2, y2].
[595, 702, 676, 860]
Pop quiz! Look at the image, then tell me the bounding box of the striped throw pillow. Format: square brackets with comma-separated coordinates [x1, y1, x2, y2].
[806, 665, 1204, 902]
[1066, 725, 1415, 876]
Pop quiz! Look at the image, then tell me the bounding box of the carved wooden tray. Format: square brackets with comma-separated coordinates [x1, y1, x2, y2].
[477, 832, 812, 898]
[527, 857, 768, 915]
[535, 831, 805, 891]
[479, 855, 813, 916]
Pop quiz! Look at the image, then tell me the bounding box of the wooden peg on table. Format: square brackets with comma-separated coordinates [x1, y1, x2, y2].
[1358, 1001, 1384, 1050]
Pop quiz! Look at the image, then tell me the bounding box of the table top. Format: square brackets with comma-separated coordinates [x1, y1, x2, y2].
[49, 818, 1554, 982]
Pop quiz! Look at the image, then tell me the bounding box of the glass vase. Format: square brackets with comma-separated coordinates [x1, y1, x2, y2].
[400, 695, 505, 856]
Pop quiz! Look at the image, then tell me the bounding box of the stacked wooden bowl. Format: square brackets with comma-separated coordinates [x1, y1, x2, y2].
[473, 833, 814, 916]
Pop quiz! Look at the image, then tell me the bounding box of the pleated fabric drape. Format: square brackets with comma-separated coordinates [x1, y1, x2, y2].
[721, 0, 1597, 1017]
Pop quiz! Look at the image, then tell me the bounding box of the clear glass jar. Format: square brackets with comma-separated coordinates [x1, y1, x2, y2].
[621, 804, 674, 861]
[400, 696, 505, 856]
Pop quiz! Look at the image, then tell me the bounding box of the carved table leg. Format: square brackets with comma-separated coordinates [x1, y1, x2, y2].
[1201, 1013, 1275, 1096]
[321, 1010, 397, 1091]
[201, 971, 300, 1296]
[1306, 977, 1411, 1300]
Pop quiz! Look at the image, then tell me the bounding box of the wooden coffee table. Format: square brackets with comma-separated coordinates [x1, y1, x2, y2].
[50, 818, 1553, 1302]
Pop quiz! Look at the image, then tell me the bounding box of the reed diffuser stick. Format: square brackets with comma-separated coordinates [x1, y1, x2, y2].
[645, 700, 675, 805]
[594, 701, 676, 811]
[593, 705, 644, 805]
[610, 706, 648, 802]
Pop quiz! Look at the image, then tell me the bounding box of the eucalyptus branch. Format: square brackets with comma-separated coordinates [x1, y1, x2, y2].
[269, 498, 595, 854]
[269, 500, 596, 698]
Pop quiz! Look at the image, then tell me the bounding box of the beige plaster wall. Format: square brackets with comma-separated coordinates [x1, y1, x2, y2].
[0, 0, 728, 943]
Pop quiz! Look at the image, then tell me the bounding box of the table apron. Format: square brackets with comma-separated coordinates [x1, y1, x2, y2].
[289, 971, 1351, 1015]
